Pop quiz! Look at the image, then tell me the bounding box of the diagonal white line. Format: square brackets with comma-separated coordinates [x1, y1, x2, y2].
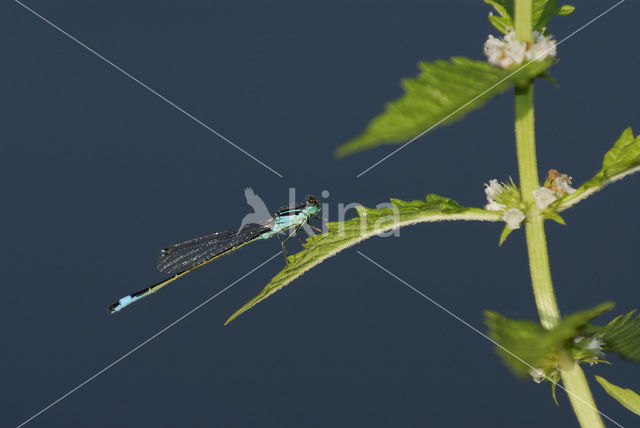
[356, 0, 626, 178]
[14, 0, 284, 178]
[16, 251, 282, 428]
[356, 250, 624, 428]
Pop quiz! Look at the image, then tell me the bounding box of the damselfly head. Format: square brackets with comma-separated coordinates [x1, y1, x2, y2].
[305, 195, 320, 214]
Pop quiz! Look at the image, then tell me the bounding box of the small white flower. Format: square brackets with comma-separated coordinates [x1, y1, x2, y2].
[544, 169, 577, 196]
[484, 178, 522, 211]
[483, 29, 557, 69]
[585, 337, 604, 355]
[502, 208, 525, 229]
[526, 29, 557, 61]
[529, 368, 545, 384]
[485, 179, 502, 199]
[554, 175, 576, 195]
[504, 35, 525, 65]
[484, 179, 506, 211]
[532, 187, 557, 210]
[485, 200, 506, 211]
[484, 35, 503, 66]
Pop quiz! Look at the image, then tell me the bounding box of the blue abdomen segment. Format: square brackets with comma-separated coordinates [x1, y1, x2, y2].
[109, 291, 149, 313]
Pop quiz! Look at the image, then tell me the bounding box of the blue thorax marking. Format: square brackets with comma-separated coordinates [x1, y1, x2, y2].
[261, 198, 320, 239]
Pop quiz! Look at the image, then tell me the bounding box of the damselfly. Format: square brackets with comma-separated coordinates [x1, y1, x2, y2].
[108, 195, 321, 314]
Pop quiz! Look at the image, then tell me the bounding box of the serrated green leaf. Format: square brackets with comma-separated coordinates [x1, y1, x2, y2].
[557, 5, 575, 15]
[486, 311, 549, 377]
[557, 128, 640, 211]
[484, 0, 513, 33]
[533, 0, 560, 31]
[595, 376, 640, 416]
[225, 195, 501, 324]
[335, 57, 553, 158]
[552, 302, 614, 343]
[587, 310, 640, 362]
[485, 1, 572, 33]
[486, 302, 613, 377]
[488, 14, 510, 34]
[484, 0, 509, 18]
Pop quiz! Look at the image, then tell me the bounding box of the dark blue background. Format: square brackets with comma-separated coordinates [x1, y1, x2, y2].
[4, 1, 639, 426]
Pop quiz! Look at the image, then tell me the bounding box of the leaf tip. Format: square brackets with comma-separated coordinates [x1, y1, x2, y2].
[557, 5, 576, 16]
[224, 313, 238, 326]
[498, 224, 513, 246]
[544, 210, 567, 226]
[333, 147, 347, 159]
[594, 375, 640, 416]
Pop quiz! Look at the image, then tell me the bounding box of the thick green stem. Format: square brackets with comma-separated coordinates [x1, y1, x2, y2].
[559, 351, 606, 428]
[514, 0, 532, 41]
[514, 1, 604, 427]
[514, 85, 540, 207]
[522, 213, 560, 327]
[515, 84, 559, 328]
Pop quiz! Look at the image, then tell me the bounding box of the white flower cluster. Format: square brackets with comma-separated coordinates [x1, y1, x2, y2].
[484, 179, 525, 230]
[502, 208, 526, 230]
[533, 169, 577, 210]
[574, 336, 605, 355]
[484, 29, 557, 69]
[547, 169, 576, 195]
[532, 187, 556, 210]
[585, 337, 605, 355]
[484, 179, 507, 211]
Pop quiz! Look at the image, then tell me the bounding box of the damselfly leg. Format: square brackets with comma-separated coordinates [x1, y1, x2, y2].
[278, 234, 289, 260]
[307, 224, 323, 233]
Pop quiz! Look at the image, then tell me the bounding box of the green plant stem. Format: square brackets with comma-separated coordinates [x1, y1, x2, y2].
[514, 0, 532, 41]
[559, 350, 606, 428]
[515, 84, 559, 328]
[522, 211, 559, 328]
[516, 75, 606, 428]
[514, 85, 541, 214]
[514, 2, 604, 427]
